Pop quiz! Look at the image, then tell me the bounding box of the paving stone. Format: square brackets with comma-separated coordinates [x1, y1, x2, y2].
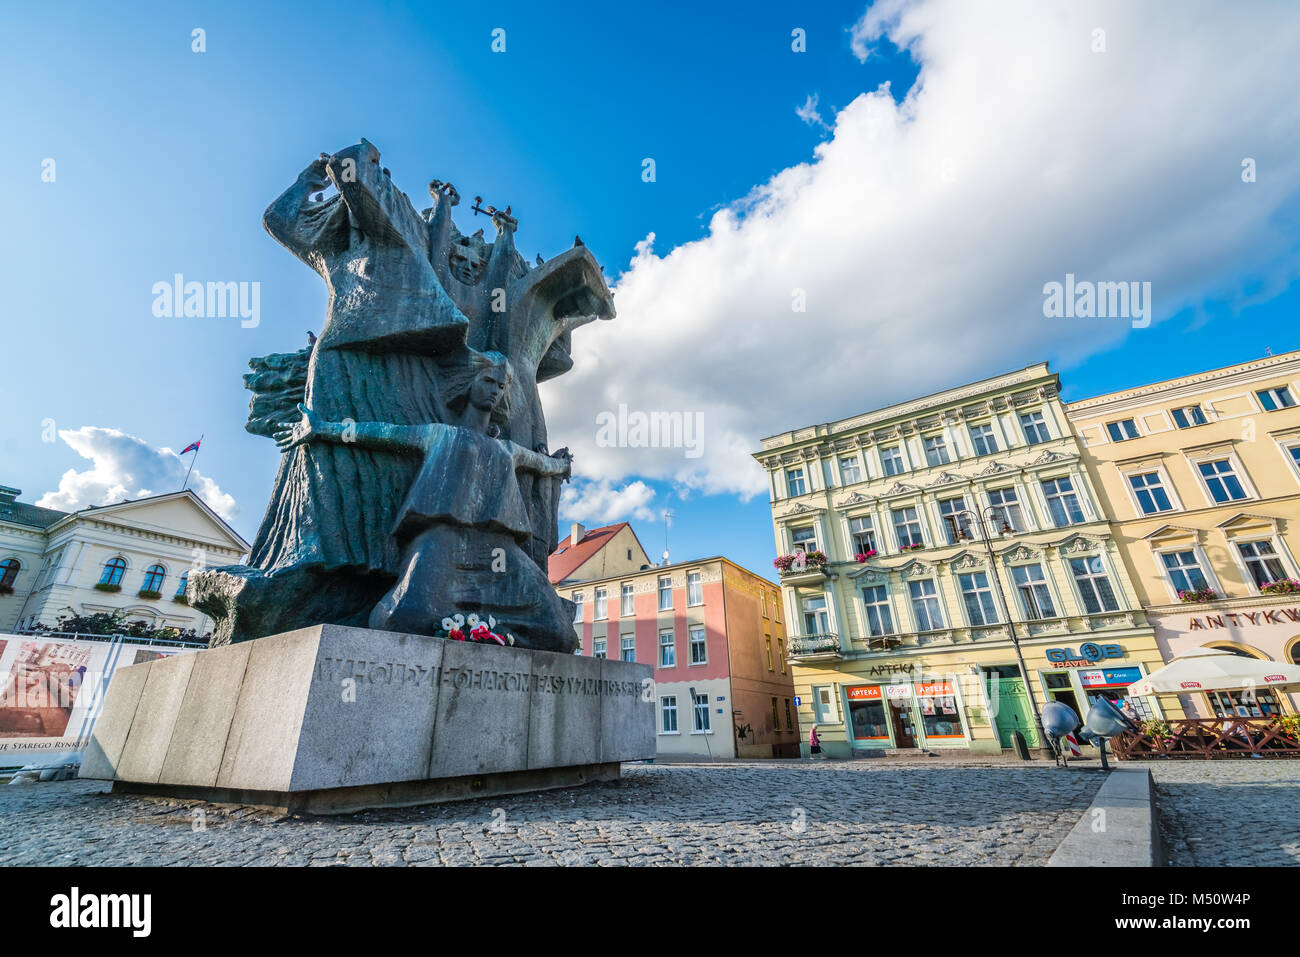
[0, 762, 1117, 866]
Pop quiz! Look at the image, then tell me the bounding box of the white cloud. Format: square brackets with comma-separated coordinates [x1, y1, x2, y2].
[796, 93, 829, 130]
[559, 479, 657, 525]
[36, 427, 238, 521]
[542, 0, 1300, 499]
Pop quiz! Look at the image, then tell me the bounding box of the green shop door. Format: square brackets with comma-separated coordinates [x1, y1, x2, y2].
[990, 677, 1039, 749]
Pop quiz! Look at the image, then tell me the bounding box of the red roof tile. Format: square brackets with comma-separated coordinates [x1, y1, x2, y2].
[548, 522, 631, 583]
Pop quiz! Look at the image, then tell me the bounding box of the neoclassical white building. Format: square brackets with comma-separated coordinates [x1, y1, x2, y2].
[0, 485, 249, 638]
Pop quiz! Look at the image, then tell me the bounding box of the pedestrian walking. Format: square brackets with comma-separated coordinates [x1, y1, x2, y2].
[809, 725, 822, 759]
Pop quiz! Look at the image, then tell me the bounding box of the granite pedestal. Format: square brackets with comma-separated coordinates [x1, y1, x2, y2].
[79, 624, 655, 814]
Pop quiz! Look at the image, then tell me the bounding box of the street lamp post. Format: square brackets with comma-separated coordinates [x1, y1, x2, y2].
[949, 507, 1055, 761]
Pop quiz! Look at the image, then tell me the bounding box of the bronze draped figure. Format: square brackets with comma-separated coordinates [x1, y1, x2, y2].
[191, 139, 614, 648]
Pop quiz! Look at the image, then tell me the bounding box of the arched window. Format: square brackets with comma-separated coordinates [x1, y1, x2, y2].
[0, 558, 20, 588]
[99, 557, 127, 586]
[142, 564, 166, 593]
[175, 574, 189, 598]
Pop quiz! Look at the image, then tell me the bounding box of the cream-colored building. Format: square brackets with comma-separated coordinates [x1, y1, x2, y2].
[1066, 350, 1300, 718]
[754, 363, 1174, 757]
[0, 485, 249, 638]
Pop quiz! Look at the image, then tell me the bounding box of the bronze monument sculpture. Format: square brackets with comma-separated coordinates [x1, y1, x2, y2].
[191, 139, 615, 650]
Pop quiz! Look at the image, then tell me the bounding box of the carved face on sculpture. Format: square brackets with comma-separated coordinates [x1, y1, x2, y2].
[449, 241, 488, 286]
[469, 364, 509, 413]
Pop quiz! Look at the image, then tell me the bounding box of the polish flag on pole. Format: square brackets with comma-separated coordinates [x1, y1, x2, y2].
[181, 435, 204, 491]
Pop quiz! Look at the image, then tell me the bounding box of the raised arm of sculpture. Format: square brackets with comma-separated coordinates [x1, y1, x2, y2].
[262, 154, 345, 270]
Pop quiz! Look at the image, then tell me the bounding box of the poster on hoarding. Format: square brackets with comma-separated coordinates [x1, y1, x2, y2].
[0, 640, 95, 739]
[0, 635, 192, 761]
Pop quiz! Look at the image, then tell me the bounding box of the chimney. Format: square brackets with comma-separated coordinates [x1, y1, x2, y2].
[0, 486, 19, 507]
[570, 523, 585, 546]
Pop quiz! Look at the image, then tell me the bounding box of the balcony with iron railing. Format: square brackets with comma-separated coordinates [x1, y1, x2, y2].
[787, 633, 842, 659]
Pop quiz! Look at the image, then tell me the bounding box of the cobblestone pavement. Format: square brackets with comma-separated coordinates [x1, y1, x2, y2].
[1149, 761, 1300, 867]
[0, 762, 1101, 866]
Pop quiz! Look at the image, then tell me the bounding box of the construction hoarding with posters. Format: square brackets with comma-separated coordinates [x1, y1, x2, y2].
[0, 633, 201, 763]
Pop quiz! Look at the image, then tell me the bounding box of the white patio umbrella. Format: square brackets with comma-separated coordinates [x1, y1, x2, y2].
[1127, 646, 1300, 696]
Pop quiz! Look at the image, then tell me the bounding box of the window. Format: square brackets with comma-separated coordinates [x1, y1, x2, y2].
[687, 571, 703, 606]
[787, 468, 807, 497]
[593, 637, 607, 659]
[773, 592, 781, 622]
[1069, 556, 1121, 613]
[141, 564, 166, 593]
[1198, 459, 1248, 502]
[620, 635, 636, 662]
[777, 637, 786, 673]
[692, 692, 711, 732]
[659, 629, 676, 667]
[822, 459, 836, 489]
[849, 516, 876, 554]
[861, 584, 894, 637]
[969, 423, 998, 456]
[1287, 442, 1300, 475]
[1019, 411, 1051, 445]
[892, 506, 924, 548]
[1171, 405, 1207, 429]
[923, 434, 951, 467]
[987, 487, 1025, 532]
[572, 592, 584, 623]
[880, 445, 904, 476]
[938, 497, 968, 544]
[760, 590, 767, 617]
[958, 572, 999, 625]
[1257, 386, 1296, 411]
[790, 526, 819, 555]
[801, 595, 829, 635]
[99, 557, 127, 586]
[765, 636, 774, 670]
[1237, 540, 1287, 589]
[839, 456, 862, 485]
[1106, 419, 1140, 442]
[689, 625, 707, 664]
[660, 696, 678, 733]
[175, 574, 188, 598]
[1161, 550, 1209, 594]
[620, 583, 634, 616]
[784, 698, 794, 730]
[1128, 471, 1174, 514]
[658, 576, 672, 610]
[1042, 477, 1085, 527]
[1012, 564, 1056, 619]
[771, 697, 780, 729]
[908, 579, 944, 631]
[593, 587, 608, 620]
[0, 558, 20, 588]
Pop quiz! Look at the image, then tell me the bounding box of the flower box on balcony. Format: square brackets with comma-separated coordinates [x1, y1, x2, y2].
[854, 550, 878, 562]
[774, 551, 828, 573]
[1178, 588, 1219, 603]
[138, 589, 162, 600]
[899, 543, 925, 552]
[1260, 579, 1300, 595]
[173, 595, 189, 605]
[0, 583, 13, 596]
[94, 582, 122, 593]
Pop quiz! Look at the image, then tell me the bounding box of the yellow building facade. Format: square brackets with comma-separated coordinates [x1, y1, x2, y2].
[754, 364, 1176, 758]
[1066, 350, 1300, 718]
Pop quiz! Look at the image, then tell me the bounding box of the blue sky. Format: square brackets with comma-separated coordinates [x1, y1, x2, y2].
[3, 0, 1298, 584]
